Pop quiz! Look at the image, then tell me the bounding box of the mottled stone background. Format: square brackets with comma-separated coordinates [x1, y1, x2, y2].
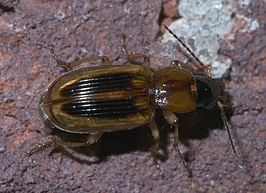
[0, 0, 265, 192]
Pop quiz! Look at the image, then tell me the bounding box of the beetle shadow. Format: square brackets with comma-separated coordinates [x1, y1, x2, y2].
[51, 96, 233, 166]
[55, 125, 157, 165]
[49, 111, 166, 165]
[178, 104, 233, 139]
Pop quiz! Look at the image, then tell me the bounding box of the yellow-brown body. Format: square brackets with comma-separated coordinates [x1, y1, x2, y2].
[40, 64, 198, 134]
[30, 26, 236, 164]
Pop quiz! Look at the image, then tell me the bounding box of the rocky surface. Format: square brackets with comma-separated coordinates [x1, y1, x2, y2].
[0, 0, 265, 192]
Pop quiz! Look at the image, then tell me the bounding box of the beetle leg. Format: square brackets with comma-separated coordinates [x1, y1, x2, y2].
[56, 133, 103, 147]
[162, 110, 187, 166]
[148, 120, 164, 176]
[120, 34, 150, 68]
[170, 60, 196, 72]
[64, 56, 111, 69]
[149, 120, 160, 160]
[127, 54, 150, 68]
[27, 138, 57, 156]
[27, 133, 103, 156]
[48, 45, 111, 70]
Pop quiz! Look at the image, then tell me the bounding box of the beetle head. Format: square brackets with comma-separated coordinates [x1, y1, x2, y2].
[194, 73, 225, 109]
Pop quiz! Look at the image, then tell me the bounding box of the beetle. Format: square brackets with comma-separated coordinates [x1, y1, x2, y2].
[29, 26, 236, 167]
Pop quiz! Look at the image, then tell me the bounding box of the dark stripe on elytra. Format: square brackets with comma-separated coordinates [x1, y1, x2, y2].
[61, 98, 138, 117]
[60, 73, 149, 117]
[60, 73, 137, 96]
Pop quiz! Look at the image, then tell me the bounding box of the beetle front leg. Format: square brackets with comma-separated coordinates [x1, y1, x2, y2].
[170, 60, 195, 72]
[162, 110, 187, 166]
[48, 45, 111, 70]
[148, 120, 164, 176]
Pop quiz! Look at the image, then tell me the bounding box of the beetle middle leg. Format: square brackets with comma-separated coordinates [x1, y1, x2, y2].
[48, 45, 111, 70]
[120, 34, 150, 68]
[148, 120, 160, 160]
[162, 110, 187, 166]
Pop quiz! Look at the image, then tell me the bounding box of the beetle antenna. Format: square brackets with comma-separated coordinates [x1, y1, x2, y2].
[217, 101, 237, 155]
[164, 25, 206, 69]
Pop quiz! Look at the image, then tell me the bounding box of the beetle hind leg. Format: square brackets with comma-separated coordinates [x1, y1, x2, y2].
[27, 138, 57, 156]
[27, 133, 103, 156]
[56, 133, 103, 147]
[48, 45, 111, 70]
